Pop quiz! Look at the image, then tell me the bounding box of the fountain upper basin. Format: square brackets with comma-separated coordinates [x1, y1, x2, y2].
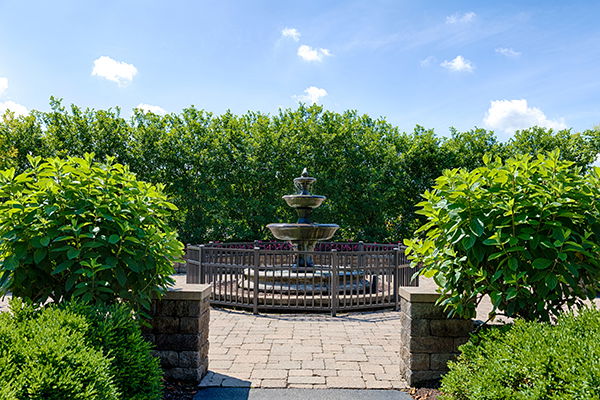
[282, 195, 325, 209]
[267, 223, 339, 241]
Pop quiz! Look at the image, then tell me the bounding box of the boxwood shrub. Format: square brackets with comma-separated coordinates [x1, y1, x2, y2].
[0, 300, 118, 400]
[0, 300, 162, 400]
[63, 302, 162, 400]
[441, 307, 600, 400]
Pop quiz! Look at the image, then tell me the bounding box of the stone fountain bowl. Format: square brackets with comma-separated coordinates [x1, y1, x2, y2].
[266, 223, 339, 241]
[282, 195, 326, 209]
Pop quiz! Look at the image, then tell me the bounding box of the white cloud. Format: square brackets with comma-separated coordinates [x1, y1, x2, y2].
[0, 101, 28, 117]
[294, 86, 328, 104]
[136, 103, 167, 115]
[297, 45, 331, 62]
[440, 55, 474, 72]
[495, 47, 521, 57]
[281, 27, 301, 41]
[446, 12, 476, 24]
[420, 56, 437, 67]
[0, 77, 7, 96]
[92, 56, 138, 86]
[484, 99, 567, 134]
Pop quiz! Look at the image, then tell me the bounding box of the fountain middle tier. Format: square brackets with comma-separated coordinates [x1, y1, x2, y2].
[266, 223, 339, 244]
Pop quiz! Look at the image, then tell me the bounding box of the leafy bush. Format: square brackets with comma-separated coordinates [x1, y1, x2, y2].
[0, 300, 163, 400]
[63, 302, 162, 400]
[0, 300, 119, 400]
[405, 151, 600, 321]
[0, 154, 183, 313]
[2, 100, 598, 243]
[440, 308, 600, 400]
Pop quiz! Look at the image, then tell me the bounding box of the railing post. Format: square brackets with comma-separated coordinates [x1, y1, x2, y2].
[198, 245, 205, 284]
[394, 247, 400, 311]
[358, 240, 364, 268]
[331, 249, 338, 317]
[253, 246, 260, 315]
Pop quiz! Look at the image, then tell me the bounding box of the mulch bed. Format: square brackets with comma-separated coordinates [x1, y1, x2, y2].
[162, 381, 198, 400]
[404, 379, 442, 400]
[406, 387, 442, 400]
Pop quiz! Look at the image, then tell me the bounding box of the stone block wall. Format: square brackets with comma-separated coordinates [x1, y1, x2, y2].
[143, 281, 212, 382]
[398, 288, 473, 386]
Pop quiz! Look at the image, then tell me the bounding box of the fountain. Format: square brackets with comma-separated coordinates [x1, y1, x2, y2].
[241, 168, 368, 294]
[267, 168, 339, 268]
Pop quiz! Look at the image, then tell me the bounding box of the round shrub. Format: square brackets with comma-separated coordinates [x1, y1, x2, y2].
[440, 308, 600, 400]
[405, 151, 600, 321]
[0, 300, 119, 400]
[0, 154, 183, 313]
[63, 302, 163, 400]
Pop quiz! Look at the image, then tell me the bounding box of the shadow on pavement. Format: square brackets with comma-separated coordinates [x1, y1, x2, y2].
[194, 388, 412, 400]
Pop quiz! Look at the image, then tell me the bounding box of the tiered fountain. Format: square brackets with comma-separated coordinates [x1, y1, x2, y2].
[267, 168, 339, 268]
[242, 168, 368, 293]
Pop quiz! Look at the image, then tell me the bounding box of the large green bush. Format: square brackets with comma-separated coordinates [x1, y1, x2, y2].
[440, 308, 600, 400]
[0, 301, 119, 400]
[405, 151, 600, 321]
[0, 154, 183, 313]
[1, 100, 598, 243]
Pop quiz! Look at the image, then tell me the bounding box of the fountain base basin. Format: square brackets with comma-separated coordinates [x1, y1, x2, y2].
[240, 266, 371, 294]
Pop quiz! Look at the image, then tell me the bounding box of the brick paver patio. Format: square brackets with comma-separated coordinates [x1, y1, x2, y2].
[199, 308, 407, 389]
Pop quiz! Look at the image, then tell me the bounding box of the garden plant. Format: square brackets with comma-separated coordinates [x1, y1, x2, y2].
[0, 300, 162, 400]
[405, 151, 600, 321]
[440, 307, 600, 399]
[0, 154, 183, 314]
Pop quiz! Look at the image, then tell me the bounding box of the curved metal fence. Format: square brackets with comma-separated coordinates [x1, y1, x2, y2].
[185, 242, 419, 315]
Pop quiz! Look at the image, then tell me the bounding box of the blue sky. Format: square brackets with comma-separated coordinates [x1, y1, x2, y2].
[0, 0, 599, 141]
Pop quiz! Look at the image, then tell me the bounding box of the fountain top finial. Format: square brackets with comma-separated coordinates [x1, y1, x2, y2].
[293, 168, 317, 195]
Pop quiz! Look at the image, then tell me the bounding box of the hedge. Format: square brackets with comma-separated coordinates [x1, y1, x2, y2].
[0, 300, 162, 400]
[440, 308, 600, 400]
[1, 100, 598, 243]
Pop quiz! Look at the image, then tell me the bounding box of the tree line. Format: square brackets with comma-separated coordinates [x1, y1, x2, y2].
[1, 98, 598, 244]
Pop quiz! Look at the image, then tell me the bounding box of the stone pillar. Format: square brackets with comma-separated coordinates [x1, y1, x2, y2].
[398, 287, 473, 386]
[143, 280, 212, 382]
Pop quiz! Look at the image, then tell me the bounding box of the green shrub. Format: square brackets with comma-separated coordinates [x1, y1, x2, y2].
[440, 308, 600, 400]
[63, 302, 162, 400]
[405, 151, 600, 321]
[0, 154, 183, 313]
[0, 300, 119, 400]
[0, 300, 163, 400]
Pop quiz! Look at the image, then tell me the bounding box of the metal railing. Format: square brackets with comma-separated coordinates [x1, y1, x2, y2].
[185, 242, 418, 315]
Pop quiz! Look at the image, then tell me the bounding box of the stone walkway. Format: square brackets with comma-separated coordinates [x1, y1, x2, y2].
[200, 308, 407, 389]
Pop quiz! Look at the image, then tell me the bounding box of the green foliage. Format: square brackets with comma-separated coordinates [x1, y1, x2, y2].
[405, 151, 600, 321]
[59, 302, 162, 400]
[504, 126, 600, 170]
[1, 99, 599, 243]
[0, 154, 183, 313]
[0, 300, 163, 400]
[440, 308, 600, 400]
[0, 300, 119, 400]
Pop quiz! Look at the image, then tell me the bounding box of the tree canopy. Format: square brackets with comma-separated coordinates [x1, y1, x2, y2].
[1, 99, 598, 243]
